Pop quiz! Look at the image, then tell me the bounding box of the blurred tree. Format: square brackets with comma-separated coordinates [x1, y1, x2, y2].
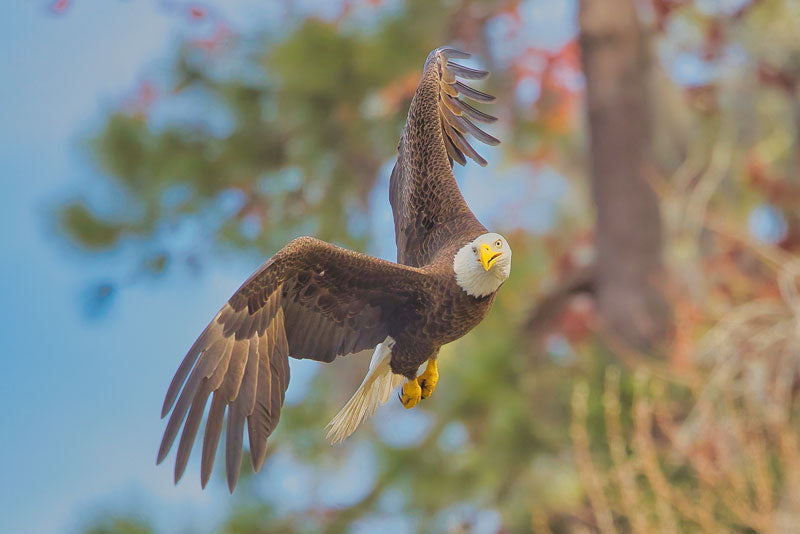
[579, 0, 669, 351]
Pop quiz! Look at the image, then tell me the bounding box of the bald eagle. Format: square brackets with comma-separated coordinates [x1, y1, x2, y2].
[157, 47, 511, 491]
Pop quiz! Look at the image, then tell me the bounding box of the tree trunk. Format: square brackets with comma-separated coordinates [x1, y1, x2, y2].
[579, 0, 669, 350]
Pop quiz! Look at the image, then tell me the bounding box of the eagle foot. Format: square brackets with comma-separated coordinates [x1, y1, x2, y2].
[399, 379, 422, 409]
[417, 359, 438, 399]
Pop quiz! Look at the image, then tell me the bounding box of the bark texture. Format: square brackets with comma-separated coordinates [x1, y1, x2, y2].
[579, 0, 669, 350]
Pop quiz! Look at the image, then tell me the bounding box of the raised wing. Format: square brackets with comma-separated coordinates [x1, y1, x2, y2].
[157, 237, 429, 491]
[390, 47, 499, 267]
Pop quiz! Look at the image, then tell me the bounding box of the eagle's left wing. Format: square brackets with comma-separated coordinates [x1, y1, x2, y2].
[390, 47, 499, 267]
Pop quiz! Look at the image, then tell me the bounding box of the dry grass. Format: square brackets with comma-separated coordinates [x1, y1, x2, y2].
[550, 117, 800, 533]
[568, 264, 800, 533]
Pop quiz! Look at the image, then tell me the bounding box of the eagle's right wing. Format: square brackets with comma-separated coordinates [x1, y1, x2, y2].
[157, 237, 430, 492]
[389, 47, 499, 267]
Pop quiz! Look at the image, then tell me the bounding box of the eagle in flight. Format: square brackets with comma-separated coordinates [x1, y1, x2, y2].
[157, 47, 512, 491]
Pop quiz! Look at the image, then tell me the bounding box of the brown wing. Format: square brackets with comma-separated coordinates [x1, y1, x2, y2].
[389, 47, 499, 267]
[157, 237, 429, 491]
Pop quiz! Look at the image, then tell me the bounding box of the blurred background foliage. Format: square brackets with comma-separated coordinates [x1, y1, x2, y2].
[55, 0, 800, 532]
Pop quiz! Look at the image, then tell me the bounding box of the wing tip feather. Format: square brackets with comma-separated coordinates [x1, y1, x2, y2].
[156, 438, 171, 466]
[434, 47, 499, 166]
[439, 47, 471, 59]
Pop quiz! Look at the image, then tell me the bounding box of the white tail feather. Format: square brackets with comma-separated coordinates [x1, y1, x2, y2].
[326, 337, 404, 444]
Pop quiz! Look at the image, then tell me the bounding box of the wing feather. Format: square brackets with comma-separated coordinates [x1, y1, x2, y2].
[225, 398, 246, 492]
[174, 381, 211, 483]
[442, 128, 467, 166]
[201, 392, 226, 488]
[446, 60, 488, 80]
[440, 103, 499, 146]
[439, 47, 471, 59]
[438, 63, 498, 166]
[443, 93, 497, 124]
[161, 324, 219, 417]
[238, 340, 259, 417]
[158, 337, 231, 464]
[219, 339, 248, 402]
[237, 313, 257, 340]
[444, 121, 487, 167]
[247, 336, 271, 472]
[453, 80, 495, 102]
[207, 338, 233, 389]
[269, 340, 286, 423]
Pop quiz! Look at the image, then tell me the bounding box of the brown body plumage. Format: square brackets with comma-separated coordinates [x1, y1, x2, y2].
[158, 47, 505, 491]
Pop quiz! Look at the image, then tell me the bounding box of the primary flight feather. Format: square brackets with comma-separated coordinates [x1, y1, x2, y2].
[157, 47, 512, 491]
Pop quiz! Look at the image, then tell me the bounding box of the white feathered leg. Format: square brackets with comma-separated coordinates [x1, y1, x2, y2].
[325, 336, 404, 444]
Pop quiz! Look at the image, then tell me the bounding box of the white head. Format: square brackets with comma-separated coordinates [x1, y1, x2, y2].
[453, 232, 512, 297]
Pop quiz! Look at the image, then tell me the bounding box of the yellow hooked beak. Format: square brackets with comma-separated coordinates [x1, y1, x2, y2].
[480, 243, 502, 271]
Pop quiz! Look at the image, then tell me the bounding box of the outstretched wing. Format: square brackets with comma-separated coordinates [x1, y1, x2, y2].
[157, 237, 429, 491]
[390, 47, 499, 267]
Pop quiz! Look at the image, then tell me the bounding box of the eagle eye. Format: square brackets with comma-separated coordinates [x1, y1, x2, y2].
[495, 239, 502, 248]
[472, 246, 477, 254]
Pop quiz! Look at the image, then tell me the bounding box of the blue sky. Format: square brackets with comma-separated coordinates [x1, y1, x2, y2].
[0, 3, 246, 532]
[0, 2, 576, 533]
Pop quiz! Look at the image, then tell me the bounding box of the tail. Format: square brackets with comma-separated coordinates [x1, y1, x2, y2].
[326, 338, 404, 444]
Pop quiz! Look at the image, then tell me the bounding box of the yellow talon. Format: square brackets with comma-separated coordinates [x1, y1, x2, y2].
[399, 379, 422, 409]
[417, 358, 439, 399]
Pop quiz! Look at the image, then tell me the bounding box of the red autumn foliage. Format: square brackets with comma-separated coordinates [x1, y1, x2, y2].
[651, 0, 689, 32]
[702, 19, 725, 61]
[757, 62, 797, 94]
[509, 41, 582, 134]
[190, 22, 230, 54]
[50, 0, 69, 15]
[189, 5, 206, 20]
[124, 81, 159, 118]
